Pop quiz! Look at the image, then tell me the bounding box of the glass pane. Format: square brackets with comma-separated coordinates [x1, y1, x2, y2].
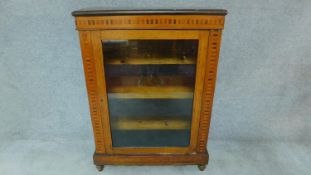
[103, 40, 198, 147]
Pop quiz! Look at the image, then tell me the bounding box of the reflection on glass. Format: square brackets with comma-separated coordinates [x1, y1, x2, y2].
[103, 40, 198, 147]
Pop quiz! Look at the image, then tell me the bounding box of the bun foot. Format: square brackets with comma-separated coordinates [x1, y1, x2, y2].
[96, 165, 104, 172]
[198, 164, 206, 171]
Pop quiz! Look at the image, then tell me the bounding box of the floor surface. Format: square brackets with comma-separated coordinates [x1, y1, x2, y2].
[0, 140, 309, 175]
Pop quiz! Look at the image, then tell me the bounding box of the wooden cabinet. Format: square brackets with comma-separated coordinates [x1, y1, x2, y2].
[72, 8, 227, 171]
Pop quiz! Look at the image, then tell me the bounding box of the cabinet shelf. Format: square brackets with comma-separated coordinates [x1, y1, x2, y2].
[111, 117, 191, 130]
[107, 76, 194, 86]
[105, 57, 196, 65]
[108, 86, 193, 99]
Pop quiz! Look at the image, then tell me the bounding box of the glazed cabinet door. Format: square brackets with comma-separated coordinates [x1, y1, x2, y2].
[91, 30, 209, 154]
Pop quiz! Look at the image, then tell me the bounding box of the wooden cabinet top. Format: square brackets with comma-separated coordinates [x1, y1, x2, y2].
[72, 8, 227, 16]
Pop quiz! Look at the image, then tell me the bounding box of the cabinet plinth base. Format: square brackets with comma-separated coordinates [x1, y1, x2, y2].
[93, 152, 209, 166]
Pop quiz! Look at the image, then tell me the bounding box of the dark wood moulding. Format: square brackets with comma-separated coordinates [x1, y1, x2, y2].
[72, 8, 228, 16]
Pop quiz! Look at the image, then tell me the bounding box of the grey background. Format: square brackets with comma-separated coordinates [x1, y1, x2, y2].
[0, 0, 310, 174]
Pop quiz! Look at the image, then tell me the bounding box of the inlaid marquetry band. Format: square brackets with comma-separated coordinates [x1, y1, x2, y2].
[75, 15, 225, 30]
[79, 31, 106, 153]
[197, 30, 222, 153]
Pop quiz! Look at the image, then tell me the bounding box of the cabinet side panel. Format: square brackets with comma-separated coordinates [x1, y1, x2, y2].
[197, 30, 222, 153]
[79, 31, 106, 153]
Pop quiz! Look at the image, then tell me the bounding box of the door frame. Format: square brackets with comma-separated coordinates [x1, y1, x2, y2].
[90, 30, 209, 154]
